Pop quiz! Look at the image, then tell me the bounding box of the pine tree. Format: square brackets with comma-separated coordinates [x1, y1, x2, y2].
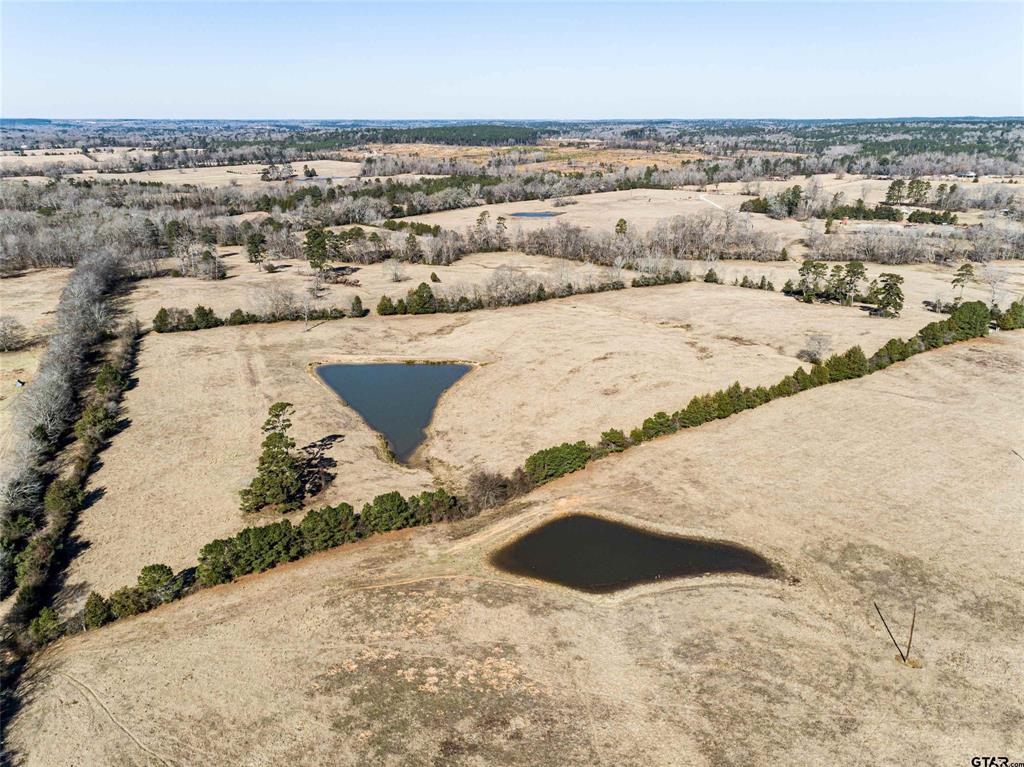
[239, 403, 302, 514]
[153, 307, 171, 333]
[84, 591, 114, 629]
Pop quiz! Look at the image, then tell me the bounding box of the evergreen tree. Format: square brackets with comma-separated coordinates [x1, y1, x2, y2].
[246, 232, 266, 267]
[153, 307, 171, 333]
[109, 586, 150, 618]
[876, 273, 905, 316]
[83, 591, 114, 629]
[239, 403, 302, 514]
[951, 263, 974, 300]
[376, 295, 396, 315]
[299, 503, 358, 552]
[405, 282, 437, 314]
[137, 563, 181, 605]
[28, 607, 62, 646]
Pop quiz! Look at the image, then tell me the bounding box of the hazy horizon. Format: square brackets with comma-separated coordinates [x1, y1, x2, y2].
[3, 1, 1022, 120]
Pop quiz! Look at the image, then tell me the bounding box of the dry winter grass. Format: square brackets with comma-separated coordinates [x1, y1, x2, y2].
[48, 256, 1024, 610]
[8, 333, 1023, 766]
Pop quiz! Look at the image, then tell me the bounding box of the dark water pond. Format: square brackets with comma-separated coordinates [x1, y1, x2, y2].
[490, 514, 775, 593]
[317, 363, 470, 463]
[510, 211, 561, 218]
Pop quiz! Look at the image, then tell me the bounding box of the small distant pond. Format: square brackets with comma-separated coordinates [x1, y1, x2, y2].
[317, 363, 470, 463]
[509, 211, 562, 218]
[490, 514, 776, 593]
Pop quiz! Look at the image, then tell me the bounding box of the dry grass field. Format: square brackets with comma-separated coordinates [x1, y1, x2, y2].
[9, 332, 1022, 766]
[126, 249, 619, 323]
[405, 174, 1019, 251]
[87, 160, 362, 188]
[0, 268, 72, 458]
[51, 253, 1024, 613]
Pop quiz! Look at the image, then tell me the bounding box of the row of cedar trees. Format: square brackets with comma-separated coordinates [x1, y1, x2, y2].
[523, 299, 1023, 485]
[76, 299, 1024, 635]
[151, 298, 366, 334]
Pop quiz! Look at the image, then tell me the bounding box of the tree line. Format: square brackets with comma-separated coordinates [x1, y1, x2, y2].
[513, 300, 1023, 487]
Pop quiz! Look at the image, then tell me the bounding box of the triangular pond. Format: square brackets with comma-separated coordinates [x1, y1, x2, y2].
[317, 363, 471, 463]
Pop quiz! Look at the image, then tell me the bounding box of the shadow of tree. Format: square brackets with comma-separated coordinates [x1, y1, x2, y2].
[298, 434, 343, 500]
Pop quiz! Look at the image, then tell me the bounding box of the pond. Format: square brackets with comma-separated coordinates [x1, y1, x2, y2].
[509, 211, 562, 218]
[490, 514, 776, 593]
[317, 363, 471, 463]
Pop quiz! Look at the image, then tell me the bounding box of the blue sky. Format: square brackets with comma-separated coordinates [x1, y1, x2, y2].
[2, 1, 1021, 119]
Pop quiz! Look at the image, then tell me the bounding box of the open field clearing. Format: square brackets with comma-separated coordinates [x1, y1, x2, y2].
[12, 333, 1023, 766]
[54, 274, 972, 608]
[86, 159, 362, 188]
[0, 149, 96, 171]
[357, 139, 707, 173]
[126, 249, 621, 322]
[0, 268, 73, 459]
[407, 187, 812, 242]
[0, 267, 71, 336]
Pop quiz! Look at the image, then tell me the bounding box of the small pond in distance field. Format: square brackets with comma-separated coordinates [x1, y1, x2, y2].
[317, 363, 471, 463]
[510, 211, 561, 218]
[490, 514, 776, 593]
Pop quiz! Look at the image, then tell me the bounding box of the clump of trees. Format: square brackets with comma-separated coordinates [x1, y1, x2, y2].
[151, 299, 357, 333]
[518, 215, 782, 265]
[376, 274, 626, 316]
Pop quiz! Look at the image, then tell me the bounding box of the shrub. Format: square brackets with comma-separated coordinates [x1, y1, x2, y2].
[350, 295, 365, 317]
[28, 607, 62, 646]
[152, 307, 171, 333]
[228, 520, 302, 576]
[109, 585, 150, 618]
[703, 268, 720, 284]
[406, 283, 438, 314]
[825, 346, 868, 381]
[43, 478, 85, 518]
[197, 539, 234, 587]
[74, 402, 118, 444]
[639, 412, 676, 441]
[524, 442, 592, 485]
[998, 300, 1024, 330]
[94, 362, 127, 395]
[409, 488, 462, 523]
[360, 491, 416, 534]
[192, 305, 222, 330]
[0, 316, 28, 352]
[949, 301, 990, 340]
[299, 503, 358, 552]
[466, 471, 513, 513]
[136, 563, 181, 605]
[675, 394, 713, 428]
[599, 429, 628, 452]
[83, 591, 114, 629]
[377, 295, 397, 316]
[918, 319, 953, 350]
